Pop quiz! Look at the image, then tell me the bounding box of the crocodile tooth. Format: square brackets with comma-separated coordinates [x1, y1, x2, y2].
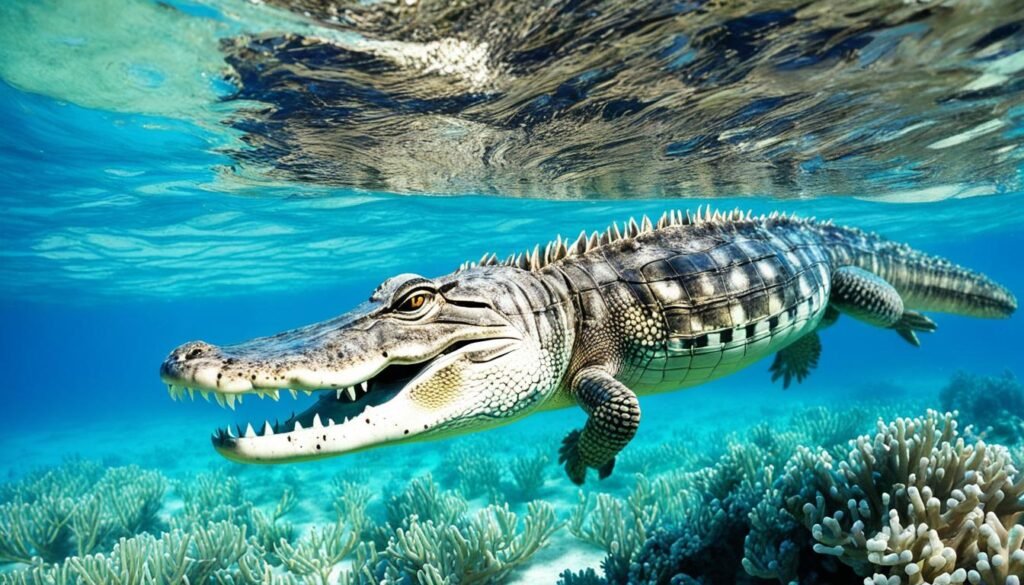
[263, 421, 274, 436]
[288, 389, 298, 399]
[358, 381, 368, 394]
[268, 390, 280, 401]
[244, 423, 255, 438]
[236, 394, 244, 405]
[529, 245, 540, 271]
[588, 232, 600, 250]
[345, 386, 357, 401]
[187, 387, 195, 400]
[293, 421, 303, 432]
[336, 389, 343, 400]
[640, 215, 653, 233]
[328, 418, 336, 426]
[611, 222, 622, 240]
[657, 212, 669, 229]
[200, 390, 210, 402]
[167, 384, 176, 400]
[214, 393, 226, 407]
[225, 393, 236, 410]
[312, 414, 323, 428]
[226, 425, 235, 438]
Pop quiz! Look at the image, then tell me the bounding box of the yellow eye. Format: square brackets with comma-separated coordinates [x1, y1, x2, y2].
[399, 293, 430, 312]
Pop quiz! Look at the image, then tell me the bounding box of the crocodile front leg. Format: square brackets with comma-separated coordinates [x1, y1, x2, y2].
[558, 367, 640, 485]
[830, 266, 937, 345]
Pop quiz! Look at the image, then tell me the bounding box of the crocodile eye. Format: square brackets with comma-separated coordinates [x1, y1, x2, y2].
[397, 292, 431, 313]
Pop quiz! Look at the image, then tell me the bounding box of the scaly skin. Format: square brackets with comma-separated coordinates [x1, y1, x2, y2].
[160, 208, 1017, 483]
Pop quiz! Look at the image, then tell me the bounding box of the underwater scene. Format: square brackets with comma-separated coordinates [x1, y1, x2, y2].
[2, 0, 1024, 584]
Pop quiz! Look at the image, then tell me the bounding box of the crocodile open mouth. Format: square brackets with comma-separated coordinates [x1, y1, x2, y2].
[161, 338, 489, 459]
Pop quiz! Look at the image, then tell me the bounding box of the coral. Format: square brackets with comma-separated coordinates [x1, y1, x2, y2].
[277, 519, 360, 585]
[385, 474, 468, 530]
[171, 470, 252, 530]
[786, 405, 872, 451]
[940, 371, 1024, 445]
[372, 501, 560, 584]
[614, 441, 711, 478]
[558, 567, 608, 585]
[0, 463, 165, 564]
[569, 439, 778, 584]
[743, 410, 1024, 584]
[440, 444, 506, 504]
[251, 488, 298, 564]
[508, 450, 550, 501]
[0, 521, 251, 585]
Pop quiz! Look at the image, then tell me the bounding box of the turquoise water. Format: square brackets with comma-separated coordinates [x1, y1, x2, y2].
[1, 1, 1023, 584]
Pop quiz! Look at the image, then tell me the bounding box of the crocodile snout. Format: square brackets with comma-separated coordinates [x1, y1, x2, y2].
[161, 340, 221, 379]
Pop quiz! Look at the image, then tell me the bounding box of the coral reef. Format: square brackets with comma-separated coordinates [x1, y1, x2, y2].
[940, 371, 1024, 446]
[508, 450, 551, 502]
[2, 380, 1020, 585]
[0, 458, 559, 585]
[0, 461, 165, 564]
[744, 410, 1024, 584]
[350, 501, 560, 584]
[564, 407, 1023, 585]
[439, 444, 507, 504]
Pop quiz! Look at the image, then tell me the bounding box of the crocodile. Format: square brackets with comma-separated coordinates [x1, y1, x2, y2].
[160, 208, 1017, 484]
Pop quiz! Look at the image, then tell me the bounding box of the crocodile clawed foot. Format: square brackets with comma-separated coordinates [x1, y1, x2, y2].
[558, 429, 617, 484]
[769, 332, 822, 389]
[558, 429, 589, 485]
[892, 311, 937, 347]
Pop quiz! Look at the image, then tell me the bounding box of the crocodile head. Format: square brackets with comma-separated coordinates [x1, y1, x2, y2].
[160, 267, 571, 462]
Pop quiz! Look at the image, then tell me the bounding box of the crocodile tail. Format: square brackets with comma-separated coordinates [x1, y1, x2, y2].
[815, 225, 1017, 319]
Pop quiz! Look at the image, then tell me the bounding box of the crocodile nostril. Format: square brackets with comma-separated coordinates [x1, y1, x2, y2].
[186, 348, 203, 360]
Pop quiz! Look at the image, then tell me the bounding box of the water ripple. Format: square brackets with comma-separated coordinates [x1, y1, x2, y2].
[220, 0, 1024, 198]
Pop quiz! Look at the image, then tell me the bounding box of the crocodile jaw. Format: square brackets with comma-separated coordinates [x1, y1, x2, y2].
[211, 389, 432, 462]
[173, 337, 522, 462]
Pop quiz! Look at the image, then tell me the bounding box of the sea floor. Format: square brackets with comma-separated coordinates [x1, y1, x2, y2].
[0, 368, 1019, 583]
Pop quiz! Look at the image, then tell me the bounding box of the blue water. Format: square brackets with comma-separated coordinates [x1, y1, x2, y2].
[2, 1, 1024, 583]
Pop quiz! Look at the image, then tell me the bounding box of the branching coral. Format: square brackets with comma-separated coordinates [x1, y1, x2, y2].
[0, 463, 166, 564]
[0, 521, 250, 585]
[385, 474, 468, 530]
[744, 410, 1024, 585]
[940, 371, 1024, 446]
[440, 445, 506, 504]
[277, 519, 360, 585]
[786, 405, 873, 451]
[568, 439, 778, 583]
[508, 450, 550, 502]
[171, 470, 252, 530]
[379, 501, 560, 584]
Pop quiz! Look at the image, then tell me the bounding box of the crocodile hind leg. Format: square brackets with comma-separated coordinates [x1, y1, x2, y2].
[770, 332, 821, 389]
[829, 266, 937, 346]
[558, 367, 640, 485]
